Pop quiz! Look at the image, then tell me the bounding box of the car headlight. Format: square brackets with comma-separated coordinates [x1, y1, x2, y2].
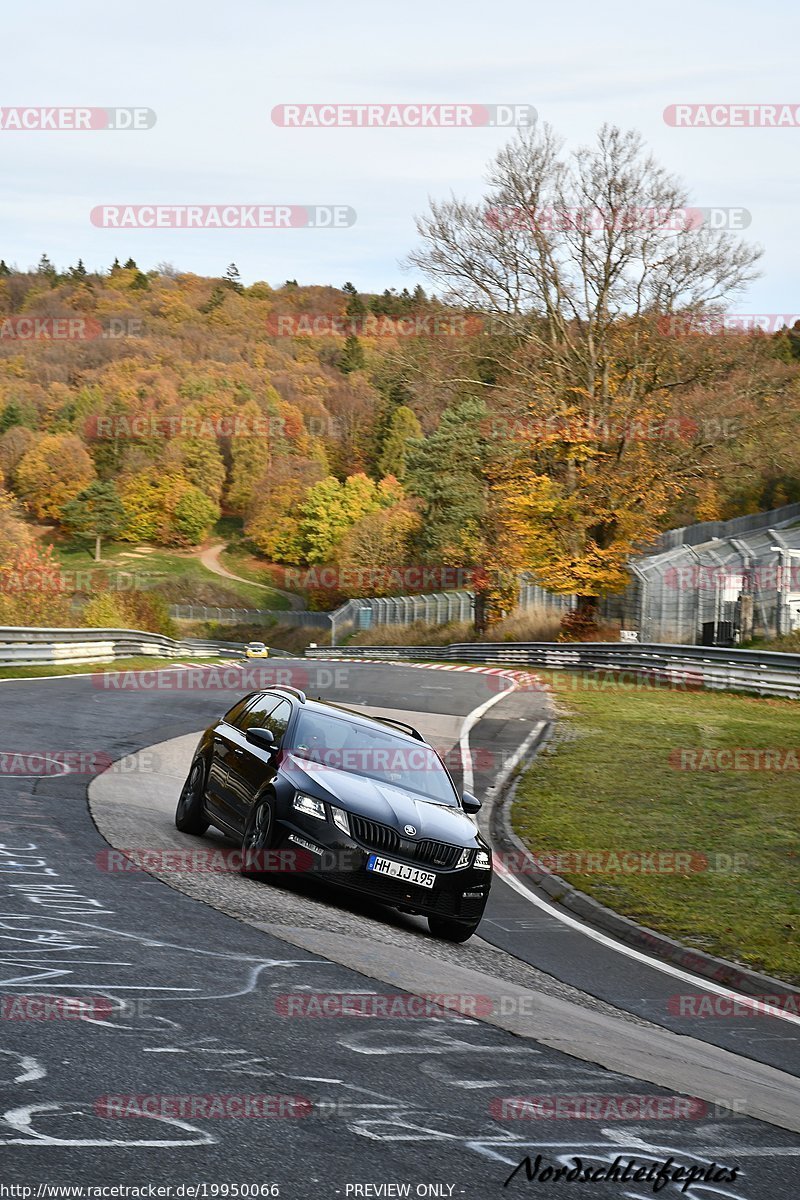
[454, 848, 471, 870]
[330, 806, 350, 835]
[474, 850, 492, 870]
[293, 792, 327, 821]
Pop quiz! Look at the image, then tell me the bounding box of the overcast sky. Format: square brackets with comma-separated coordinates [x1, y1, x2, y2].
[2, 0, 797, 315]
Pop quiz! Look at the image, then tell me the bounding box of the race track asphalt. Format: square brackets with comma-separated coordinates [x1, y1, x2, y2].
[0, 660, 798, 1198]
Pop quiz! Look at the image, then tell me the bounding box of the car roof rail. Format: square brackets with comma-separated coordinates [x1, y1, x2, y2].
[318, 700, 425, 742]
[267, 685, 306, 704]
[370, 714, 426, 742]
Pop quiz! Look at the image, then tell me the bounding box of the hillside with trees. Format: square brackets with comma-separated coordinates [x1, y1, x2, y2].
[1, 125, 799, 631]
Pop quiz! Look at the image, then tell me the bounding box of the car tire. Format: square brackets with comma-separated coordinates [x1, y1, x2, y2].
[240, 796, 278, 877]
[175, 758, 210, 835]
[427, 915, 481, 943]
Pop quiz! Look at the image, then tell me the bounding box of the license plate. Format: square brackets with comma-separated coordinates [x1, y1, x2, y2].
[366, 855, 436, 889]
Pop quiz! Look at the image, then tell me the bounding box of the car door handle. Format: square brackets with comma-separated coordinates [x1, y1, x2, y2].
[232, 747, 246, 756]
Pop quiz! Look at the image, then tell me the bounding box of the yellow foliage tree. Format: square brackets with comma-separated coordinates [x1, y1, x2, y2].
[15, 433, 96, 519]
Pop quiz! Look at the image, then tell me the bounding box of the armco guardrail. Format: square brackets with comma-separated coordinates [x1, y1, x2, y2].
[0, 626, 244, 668]
[304, 641, 800, 699]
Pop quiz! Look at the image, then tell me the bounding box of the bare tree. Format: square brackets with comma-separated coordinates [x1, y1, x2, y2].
[409, 123, 761, 408]
[406, 124, 764, 621]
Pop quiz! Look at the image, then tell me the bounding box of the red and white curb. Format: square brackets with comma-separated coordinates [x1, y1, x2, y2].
[307, 656, 547, 693]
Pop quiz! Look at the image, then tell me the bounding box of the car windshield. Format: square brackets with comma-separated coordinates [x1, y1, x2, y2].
[289, 710, 459, 806]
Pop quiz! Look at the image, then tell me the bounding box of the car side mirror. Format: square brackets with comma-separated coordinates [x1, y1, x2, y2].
[461, 790, 482, 814]
[246, 727, 276, 753]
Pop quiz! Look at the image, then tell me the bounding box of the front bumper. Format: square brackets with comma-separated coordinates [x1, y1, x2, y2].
[275, 813, 492, 923]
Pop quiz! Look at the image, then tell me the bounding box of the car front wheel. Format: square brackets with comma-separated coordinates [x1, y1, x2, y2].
[240, 797, 278, 877]
[175, 758, 210, 835]
[428, 915, 481, 943]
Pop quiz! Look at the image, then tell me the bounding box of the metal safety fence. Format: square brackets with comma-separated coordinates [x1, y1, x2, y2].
[169, 604, 331, 629]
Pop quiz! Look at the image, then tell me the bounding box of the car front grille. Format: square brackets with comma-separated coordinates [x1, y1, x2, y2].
[415, 840, 465, 869]
[349, 815, 468, 870]
[350, 815, 401, 855]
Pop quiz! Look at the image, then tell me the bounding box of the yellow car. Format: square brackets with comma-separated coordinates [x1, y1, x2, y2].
[244, 641, 270, 659]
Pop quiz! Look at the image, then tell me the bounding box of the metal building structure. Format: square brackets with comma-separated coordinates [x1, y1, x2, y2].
[616, 507, 800, 644]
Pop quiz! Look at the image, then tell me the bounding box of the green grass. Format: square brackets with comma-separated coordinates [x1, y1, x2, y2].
[511, 672, 800, 983]
[44, 534, 281, 610]
[747, 631, 800, 653]
[0, 655, 225, 680]
[216, 544, 292, 609]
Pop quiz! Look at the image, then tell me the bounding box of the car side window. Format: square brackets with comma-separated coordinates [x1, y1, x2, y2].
[263, 699, 292, 746]
[223, 696, 256, 729]
[239, 695, 277, 732]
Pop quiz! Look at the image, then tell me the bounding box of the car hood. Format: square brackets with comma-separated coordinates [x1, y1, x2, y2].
[282, 754, 482, 847]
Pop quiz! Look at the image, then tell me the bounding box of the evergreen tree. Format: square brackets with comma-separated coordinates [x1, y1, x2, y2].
[406, 398, 488, 563]
[344, 286, 367, 322]
[124, 257, 138, 270]
[200, 286, 226, 313]
[110, 257, 122, 272]
[789, 321, 800, 362]
[0, 402, 23, 433]
[376, 405, 422, 482]
[339, 333, 365, 374]
[70, 259, 87, 279]
[224, 263, 244, 293]
[131, 270, 150, 290]
[61, 481, 127, 562]
[0, 260, 10, 277]
[37, 254, 56, 278]
[370, 377, 412, 466]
